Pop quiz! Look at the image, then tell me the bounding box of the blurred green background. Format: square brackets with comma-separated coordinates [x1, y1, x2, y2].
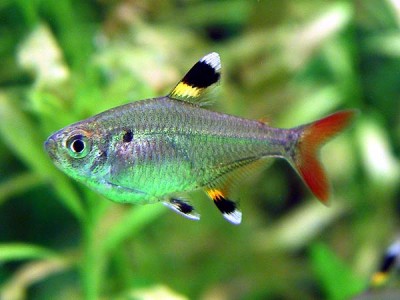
[1, 0, 400, 299]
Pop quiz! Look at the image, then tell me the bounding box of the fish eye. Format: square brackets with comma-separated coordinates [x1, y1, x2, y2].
[66, 133, 91, 158]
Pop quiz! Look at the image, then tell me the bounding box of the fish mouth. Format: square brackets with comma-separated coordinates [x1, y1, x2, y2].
[44, 136, 57, 161]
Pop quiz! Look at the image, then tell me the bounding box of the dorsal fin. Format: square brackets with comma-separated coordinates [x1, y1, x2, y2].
[168, 52, 221, 105]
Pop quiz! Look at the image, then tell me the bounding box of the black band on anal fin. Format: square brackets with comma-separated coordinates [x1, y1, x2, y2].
[206, 189, 242, 225]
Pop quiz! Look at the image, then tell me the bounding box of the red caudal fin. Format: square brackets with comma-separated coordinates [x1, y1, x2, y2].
[292, 110, 358, 204]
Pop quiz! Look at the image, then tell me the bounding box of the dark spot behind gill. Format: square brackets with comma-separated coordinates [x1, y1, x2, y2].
[123, 130, 133, 143]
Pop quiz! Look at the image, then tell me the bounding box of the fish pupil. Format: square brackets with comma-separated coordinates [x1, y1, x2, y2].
[71, 139, 85, 153]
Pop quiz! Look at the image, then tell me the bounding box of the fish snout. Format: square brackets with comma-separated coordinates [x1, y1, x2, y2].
[44, 136, 57, 160]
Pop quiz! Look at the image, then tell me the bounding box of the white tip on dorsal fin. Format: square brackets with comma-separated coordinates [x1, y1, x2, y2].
[201, 52, 221, 72]
[168, 52, 221, 105]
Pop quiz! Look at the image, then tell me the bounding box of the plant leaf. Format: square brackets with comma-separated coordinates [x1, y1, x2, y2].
[311, 243, 366, 300]
[0, 92, 84, 220]
[101, 205, 166, 255]
[0, 243, 57, 262]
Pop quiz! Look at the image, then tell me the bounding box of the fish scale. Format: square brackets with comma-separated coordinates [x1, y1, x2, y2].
[45, 52, 357, 224]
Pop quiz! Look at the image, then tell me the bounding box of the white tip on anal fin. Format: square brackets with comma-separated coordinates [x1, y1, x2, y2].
[223, 209, 242, 225]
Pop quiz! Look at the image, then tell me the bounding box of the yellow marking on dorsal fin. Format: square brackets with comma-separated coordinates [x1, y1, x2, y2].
[258, 117, 270, 124]
[170, 82, 202, 99]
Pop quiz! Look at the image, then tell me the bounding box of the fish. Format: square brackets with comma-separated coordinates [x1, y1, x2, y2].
[44, 52, 357, 225]
[350, 240, 400, 300]
[370, 240, 400, 287]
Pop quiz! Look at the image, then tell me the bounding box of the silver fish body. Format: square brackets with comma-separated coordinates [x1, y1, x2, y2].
[45, 52, 356, 224]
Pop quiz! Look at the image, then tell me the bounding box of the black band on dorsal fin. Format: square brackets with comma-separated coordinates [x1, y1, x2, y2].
[168, 52, 221, 105]
[182, 56, 220, 88]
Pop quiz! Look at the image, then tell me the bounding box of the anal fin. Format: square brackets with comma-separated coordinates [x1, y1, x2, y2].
[206, 188, 242, 225]
[200, 157, 270, 225]
[163, 197, 200, 221]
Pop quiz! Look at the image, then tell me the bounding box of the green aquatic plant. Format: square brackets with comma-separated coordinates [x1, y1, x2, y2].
[1, 1, 400, 299]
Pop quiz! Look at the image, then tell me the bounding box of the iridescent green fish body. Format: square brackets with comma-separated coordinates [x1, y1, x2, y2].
[45, 53, 357, 224]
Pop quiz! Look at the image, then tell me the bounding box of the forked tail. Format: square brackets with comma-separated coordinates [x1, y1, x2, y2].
[290, 110, 357, 204]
